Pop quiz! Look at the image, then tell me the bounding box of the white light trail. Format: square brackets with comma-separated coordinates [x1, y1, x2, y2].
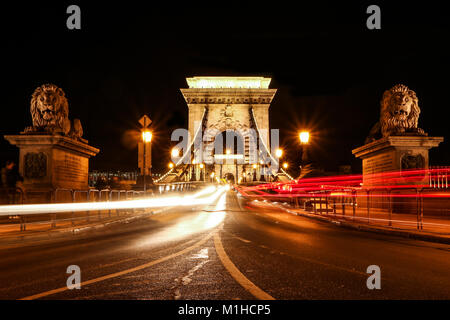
[0, 186, 227, 216]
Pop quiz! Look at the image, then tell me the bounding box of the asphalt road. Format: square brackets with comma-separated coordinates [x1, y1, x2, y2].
[0, 189, 449, 300]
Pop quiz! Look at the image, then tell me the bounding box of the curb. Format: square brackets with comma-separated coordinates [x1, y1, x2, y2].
[278, 205, 450, 245]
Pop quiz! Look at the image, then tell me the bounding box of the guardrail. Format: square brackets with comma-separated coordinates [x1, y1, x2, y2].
[237, 184, 450, 232]
[0, 182, 205, 233]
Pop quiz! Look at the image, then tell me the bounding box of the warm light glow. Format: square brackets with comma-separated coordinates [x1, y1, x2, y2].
[192, 159, 196, 164]
[214, 154, 243, 160]
[259, 160, 263, 165]
[252, 164, 257, 169]
[199, 163, 204, 169]
[0, 186, 228, 216]
[171, 148, 179, 157]
[210, 172, 215, 178]
[283, 162, 288, 169]
[168, 163, 174, 169]
[186, 77, 271, 89]
[142, 131, 152, 143]
[299, 131, 310, 144]
[275, 148, 283, 158]
[226, 149, 231, 155]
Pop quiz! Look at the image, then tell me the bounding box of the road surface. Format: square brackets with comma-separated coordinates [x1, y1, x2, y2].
[0, 189, 449, 300]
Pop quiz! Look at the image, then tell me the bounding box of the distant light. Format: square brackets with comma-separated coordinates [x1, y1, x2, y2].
[171, 148, 179, 157]
[168, 163, 174, 169]
[210, 172, 215, 178]
[259, 160, 263, 165]
[283, 162, 288, 169]
[299, 131, 310, 144]
[199, 163, 204, 169]
[275, 148, 283, 158]
[252, 164, 257, 169]
[226, 149, 231, 155]
[142, 131, 152, 143]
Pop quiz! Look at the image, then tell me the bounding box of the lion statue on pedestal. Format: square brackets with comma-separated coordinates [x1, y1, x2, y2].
[365, 84, 426, 144]
[24, 84, 84, 140]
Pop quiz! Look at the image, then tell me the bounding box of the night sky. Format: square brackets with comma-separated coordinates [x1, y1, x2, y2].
[1, 2, 449, 176]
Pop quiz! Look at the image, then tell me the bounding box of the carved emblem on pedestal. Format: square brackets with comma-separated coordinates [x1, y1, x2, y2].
[401, 154, 425, 170]
[24, 152, 47, 179]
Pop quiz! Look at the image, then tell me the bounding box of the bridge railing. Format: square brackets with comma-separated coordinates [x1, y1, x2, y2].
[0, 181, 205, 233]
[236, 168, 450, 232]
[259, 186, 450, 232]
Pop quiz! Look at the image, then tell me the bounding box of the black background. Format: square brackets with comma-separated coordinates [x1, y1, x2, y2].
[1, 1, 449, 175]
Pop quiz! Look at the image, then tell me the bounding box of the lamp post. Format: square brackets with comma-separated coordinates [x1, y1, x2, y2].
[142, 130, 152, 192]
[299, 131, 310, 175]
[199, 163, 204, 181]
[275, 148, 283, 174]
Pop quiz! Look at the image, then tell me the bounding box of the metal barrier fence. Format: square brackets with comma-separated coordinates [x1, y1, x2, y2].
[0, 182, 204, 232]
[429, 166, 449, 189]
[281, 186, 449, 231]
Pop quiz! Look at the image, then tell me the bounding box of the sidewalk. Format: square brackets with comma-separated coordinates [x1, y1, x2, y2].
[271, 202, 450, 245]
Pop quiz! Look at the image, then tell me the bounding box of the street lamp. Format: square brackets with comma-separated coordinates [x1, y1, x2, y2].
[299, 131, 309, 144]
[275, 148, 283, 173]
[275, 148, 283, 158]
[171, 148, 180, 158]
[299, 131, 310, 175]
[142, 130, 152, 192]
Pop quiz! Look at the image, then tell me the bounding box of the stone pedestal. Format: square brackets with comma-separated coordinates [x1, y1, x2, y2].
[353, 136, 443, 214]
[4, 133, 99, 203]
[352, 136, 443, 187]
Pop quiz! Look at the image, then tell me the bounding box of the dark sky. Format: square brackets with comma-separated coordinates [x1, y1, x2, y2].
[1, 1, 449, 175]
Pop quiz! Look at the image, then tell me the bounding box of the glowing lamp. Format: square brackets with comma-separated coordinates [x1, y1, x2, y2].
[142, 131, 152, 143]
[171, 148, 179, 157]
[299, 131, 309, 144]
[275, 148, 283, 158]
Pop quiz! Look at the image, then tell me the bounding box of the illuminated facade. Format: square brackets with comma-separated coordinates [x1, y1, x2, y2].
[180, 76, 277, 183]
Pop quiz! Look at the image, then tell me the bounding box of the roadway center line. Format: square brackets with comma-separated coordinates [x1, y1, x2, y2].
[214, 232, 275, 300]
[19, 231, 215, 300]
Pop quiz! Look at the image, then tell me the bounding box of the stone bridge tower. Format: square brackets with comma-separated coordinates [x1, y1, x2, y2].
[180, 76, 277, 183]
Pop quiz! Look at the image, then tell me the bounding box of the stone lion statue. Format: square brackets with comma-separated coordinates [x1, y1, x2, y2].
[24, 84, 83, 140]
[365, 84, 426, 144]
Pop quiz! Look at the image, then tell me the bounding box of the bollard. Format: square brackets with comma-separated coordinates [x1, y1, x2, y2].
[388, 189, 392, 227]
[352, 190, 356, 221]
[342, 193, 345, 217]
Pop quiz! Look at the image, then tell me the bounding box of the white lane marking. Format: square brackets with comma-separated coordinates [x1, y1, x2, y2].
[234, 236, 251, 243]
[191, 248, 209, 259]
[181, 260, 209, 286]
[20, 232, 214, 300]
[174, 247, 210, 299]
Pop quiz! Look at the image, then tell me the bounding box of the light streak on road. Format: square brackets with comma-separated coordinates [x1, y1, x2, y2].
[0, 186, 227, 216]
